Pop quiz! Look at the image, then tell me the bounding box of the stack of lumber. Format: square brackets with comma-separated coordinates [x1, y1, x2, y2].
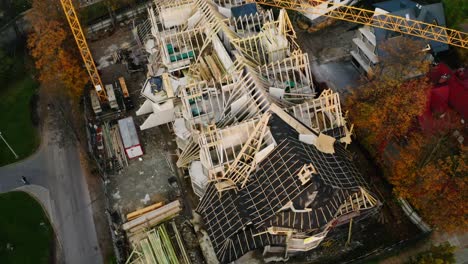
[123, 200, 181, 234]
[126, 202, 165, 221]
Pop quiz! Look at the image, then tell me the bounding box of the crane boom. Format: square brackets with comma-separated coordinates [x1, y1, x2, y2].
[60, 0, 107, 102]
[252, 0, 468, 49]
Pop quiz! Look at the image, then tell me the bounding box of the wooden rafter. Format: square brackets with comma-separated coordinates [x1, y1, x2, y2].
[215, 113, 271, 191]
[335, 187, 379, 217]
[289, 89, 345, 134]
[176, 138, 200, 168]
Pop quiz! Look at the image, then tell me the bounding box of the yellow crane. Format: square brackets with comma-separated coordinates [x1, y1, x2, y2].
[59, 0, 466, 102]
[252, 0, 468, 49]
[60, 0, 107, 102]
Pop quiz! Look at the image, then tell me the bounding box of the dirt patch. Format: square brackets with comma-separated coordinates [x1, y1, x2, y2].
[295, 20, 362, 96]
[79, 147, 114, 263]
[107, 124, 177, 215]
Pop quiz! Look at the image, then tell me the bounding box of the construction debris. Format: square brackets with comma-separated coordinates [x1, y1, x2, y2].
[126, 221, 191, 264]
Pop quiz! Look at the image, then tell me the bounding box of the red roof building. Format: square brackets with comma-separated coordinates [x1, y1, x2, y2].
[420, 63, 467, 129]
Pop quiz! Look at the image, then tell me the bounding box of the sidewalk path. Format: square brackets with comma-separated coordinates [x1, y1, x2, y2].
[0, 107, 103, 264]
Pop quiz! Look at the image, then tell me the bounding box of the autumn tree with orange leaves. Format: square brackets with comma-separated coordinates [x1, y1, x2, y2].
[390, 119, 467, 232]
[26, 0, 88, 101]
[347, 38, 467, 232]
[347, 37, 431, 156]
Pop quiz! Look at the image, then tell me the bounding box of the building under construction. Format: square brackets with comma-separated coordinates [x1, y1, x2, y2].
[134, 0, 381, 262]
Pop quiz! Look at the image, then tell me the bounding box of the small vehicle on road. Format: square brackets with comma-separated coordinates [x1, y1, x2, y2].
[21, 176, 29, 185]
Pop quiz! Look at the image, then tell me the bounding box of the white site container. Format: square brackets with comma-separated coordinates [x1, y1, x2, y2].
[105, 84, 119, 110]
[118, 117, 144, 159]
[90, 90, 102, 114]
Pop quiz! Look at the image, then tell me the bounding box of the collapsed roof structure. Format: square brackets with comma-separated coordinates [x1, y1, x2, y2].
[135, 0, 381, 262]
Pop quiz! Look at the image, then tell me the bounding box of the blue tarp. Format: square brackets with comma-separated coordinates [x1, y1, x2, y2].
[231, 3, 257, 18]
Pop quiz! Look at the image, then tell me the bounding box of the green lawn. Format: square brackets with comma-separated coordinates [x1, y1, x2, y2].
[0, 191, 54, 264]
[0, 76, 40, 166]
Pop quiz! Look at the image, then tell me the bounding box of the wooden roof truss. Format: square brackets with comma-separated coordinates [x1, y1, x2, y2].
[152, 0, 198, 34]
[213, 0, 248, 7]
[216, 71, 271, 127]
[230, 9, 298, 65]
[185, 0, 239, 79]
[257, 52, 315, 101]
[335, 187, 379, 217]
[228, 9, 274, 38]
[198, 116, 274, 183]
[179, 80, 224, 129]
[176, 137, 200, 168]
[158, 27, 206, 70]
[289, 89, 347, 135]
[216, 113, 272, 191]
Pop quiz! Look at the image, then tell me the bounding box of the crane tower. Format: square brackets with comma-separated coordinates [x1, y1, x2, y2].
[60, 0, 107, 102]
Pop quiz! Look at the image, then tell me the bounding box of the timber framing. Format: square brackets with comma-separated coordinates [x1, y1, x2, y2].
[135, 1, 382, 263]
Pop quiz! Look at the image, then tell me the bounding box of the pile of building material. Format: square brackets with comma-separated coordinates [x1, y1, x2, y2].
[123, 200, 181, 235]
[126, 202, 165, 222]
[101, 122, 128, 172]
[132, 0, 381, 263]
[125, 221, 191, 264]
[95, 115, 146, 173]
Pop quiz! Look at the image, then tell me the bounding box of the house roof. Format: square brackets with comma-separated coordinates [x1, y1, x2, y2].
[231, 3, 258, 18]
[196, 113, 373, 263]
[373, 0, 417, 12]
[372, 0, 449, 54]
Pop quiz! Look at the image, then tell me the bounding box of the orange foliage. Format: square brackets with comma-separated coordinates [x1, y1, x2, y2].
[347, 77, 430, 155]
[26, 0, 88, 100]
[27, 21, 67, 85]
[347, 37, 432, 156]
[346, 36, 467, 232]
[390, 131, 467, 232]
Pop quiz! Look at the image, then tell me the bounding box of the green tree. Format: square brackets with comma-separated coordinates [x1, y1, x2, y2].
[407, 243, 456, 264]
[0, 0, 31, 22]
[104, 0, 137, 26]
[0, 48, 14, 83]
[442, 0, 468, 65]
[442, 0, 468, 28]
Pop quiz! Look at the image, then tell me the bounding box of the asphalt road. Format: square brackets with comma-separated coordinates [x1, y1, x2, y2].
[0, 110, 103, 264]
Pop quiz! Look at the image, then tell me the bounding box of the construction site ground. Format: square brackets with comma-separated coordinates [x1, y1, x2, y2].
[83, 15, 429, 264]
[88, 25, 205, 263]
[295, 20, 362, 98]
[88, 25, 172, 216]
